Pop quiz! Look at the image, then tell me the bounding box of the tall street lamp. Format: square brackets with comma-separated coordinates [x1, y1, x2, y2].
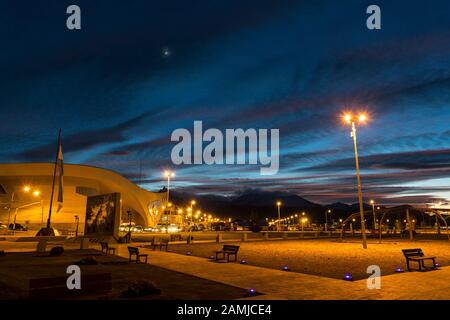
[343, 112, 368, 249]
[276, 201, 282, 231]
[370, 199, 376, 231]
[74, 215, 79, 237]
[164, 170, 175, 205]
[325, 209, 331, 232]
[8, 185, 41, 230]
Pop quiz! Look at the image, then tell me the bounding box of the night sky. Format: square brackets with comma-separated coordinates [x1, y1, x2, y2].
[2, 0, 450, 204]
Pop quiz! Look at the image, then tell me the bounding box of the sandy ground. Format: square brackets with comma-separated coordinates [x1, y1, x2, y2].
[167, 239, 450, 280]
[0, 249, 249, 299]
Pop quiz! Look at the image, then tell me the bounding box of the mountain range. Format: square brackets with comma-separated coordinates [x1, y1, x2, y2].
[169, 189, 374, 223]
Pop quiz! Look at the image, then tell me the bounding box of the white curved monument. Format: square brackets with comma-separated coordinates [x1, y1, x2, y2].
[0, 163, 167, 232]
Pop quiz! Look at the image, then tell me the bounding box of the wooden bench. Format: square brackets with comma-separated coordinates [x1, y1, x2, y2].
[148, 238, 169, 251]
[29, 273, 112, 299]
[170, 234, 183, 241]
[215, 245, 240, 262]
[100, 242, 116, 255]
[159, 239, 169, 251]
[402, 248, 437, 271]
[128, 246, 148, 263]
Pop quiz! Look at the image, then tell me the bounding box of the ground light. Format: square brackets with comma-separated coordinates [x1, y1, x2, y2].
[209, 255, 214, 260]
[186, 251, 191, 256]
[344, 273, 353, 281]
[395, 267, 404, 273]
[282, 265, 290, 271]
[248, 288, 256, 295]
[240, 259, 248, 264]
[435, 263, 441, 268]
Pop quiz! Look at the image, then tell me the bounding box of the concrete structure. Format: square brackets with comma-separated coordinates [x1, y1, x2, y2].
[0, 163, 167, 232]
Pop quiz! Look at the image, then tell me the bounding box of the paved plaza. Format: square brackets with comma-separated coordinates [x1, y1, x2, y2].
[1, 238, 450, 299]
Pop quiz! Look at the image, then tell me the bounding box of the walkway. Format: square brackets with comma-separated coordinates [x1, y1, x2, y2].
[116, 244, 450, 300]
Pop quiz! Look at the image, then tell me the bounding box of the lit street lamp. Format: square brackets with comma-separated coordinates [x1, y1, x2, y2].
[370, 199, 376, 231]
[276, 201, 282, 231]
[8, 185, 42, 231]
[343, 112, 369, 249]
[301, 217, 308, 232]
[164, 170, 175, 205]
[74, 215, 79, 237]
[325, 209, 331, 232]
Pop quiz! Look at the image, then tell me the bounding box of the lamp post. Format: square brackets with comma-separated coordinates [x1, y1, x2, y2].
[74, 215, 79, 237]
[8, 186, 41, 231]
[343, 112, 368, 249]
[127, 210, 132, 241]
[276, 201, 281, 231]
[301, 217, 308, 232]
[325, 209, 331, 232]
[164, 170, 175, 205]
[370, 200, 376, 231]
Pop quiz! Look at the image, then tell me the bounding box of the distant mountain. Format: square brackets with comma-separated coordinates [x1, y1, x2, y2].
[231, 190, 320, 208]
[170, 190, 374, 223]
[327, 202, 352, 211]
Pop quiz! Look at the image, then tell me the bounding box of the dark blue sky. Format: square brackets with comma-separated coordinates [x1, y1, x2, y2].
[2, 0, 450, 204]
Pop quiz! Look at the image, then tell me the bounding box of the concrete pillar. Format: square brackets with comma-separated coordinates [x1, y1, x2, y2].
[282, 232, 288, 240]
[36, 240, 47, 253]
[241, 233, 247, 242]
[263, 232, 269, 241]
[216, 233, 222, 243]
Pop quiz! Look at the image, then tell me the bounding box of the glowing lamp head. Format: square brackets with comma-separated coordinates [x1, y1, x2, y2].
[370, 200, 374, 205]
[191, 200, 196, 205]
[33, 190, 40, 197]
[164, 170, 175, 178]
[358, 114, 367, 123]
[23, 185, 31, 192]
[276, 201, 281, 206]
[343, 114, 352, 124]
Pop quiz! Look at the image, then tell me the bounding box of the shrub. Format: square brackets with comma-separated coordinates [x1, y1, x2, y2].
[120, 280, 161, 298]
[49, 246, 64, 256]
[76, 256, 98, 265]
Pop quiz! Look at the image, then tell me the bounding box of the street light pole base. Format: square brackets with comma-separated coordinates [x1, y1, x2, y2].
[36, 227, 56, 236]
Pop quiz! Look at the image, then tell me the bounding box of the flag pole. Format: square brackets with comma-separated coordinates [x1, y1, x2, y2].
[46, 128, 61, 229]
